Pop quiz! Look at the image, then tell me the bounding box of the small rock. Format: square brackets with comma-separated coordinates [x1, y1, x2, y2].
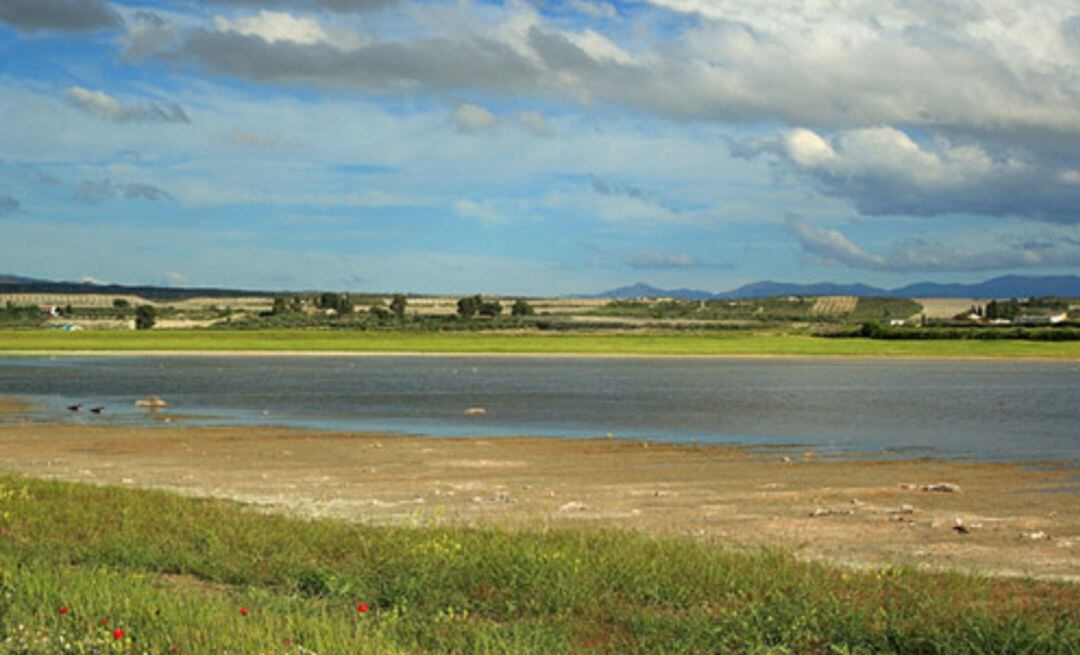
[464, 407, 486, 416]
[1019, 530, 1051, 541]
[558, 501, 587, 512]
[810, 507, 854, 518]
[134, 395, 167, 408]
[901, 482, 961, 493]
[888, 504, 915, 515]
[953, 518, 970, 534]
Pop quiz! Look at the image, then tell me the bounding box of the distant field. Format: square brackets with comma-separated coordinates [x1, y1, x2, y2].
[1, 329, 1078, 358]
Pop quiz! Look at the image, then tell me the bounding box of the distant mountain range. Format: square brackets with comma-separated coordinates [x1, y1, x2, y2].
[2, 273, 1078, 301]
[592, 275, 1080, 300]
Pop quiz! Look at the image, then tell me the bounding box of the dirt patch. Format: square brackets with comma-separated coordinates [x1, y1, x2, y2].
[0, 421, 1076, 581]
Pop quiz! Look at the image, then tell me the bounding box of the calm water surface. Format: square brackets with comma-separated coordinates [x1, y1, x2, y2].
[0, 356, 1077, 460]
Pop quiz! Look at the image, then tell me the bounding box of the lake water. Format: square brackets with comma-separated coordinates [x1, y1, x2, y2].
[0, 356, 1077, 460]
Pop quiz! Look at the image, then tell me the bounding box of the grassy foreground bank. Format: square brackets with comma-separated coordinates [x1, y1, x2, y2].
[1, 477, 1078, 654]
[2, 329, 1079, 358]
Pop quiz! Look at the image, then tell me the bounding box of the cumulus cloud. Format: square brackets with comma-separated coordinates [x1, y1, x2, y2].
[133, 0, 1080, 142]
[786, 217, 1080, 272]
[123, 11, 183, 60]
[768, 127, 1080, 223]
[213, 10, 340, 46]
[622, 249, 698, 269]
[453, 102, 499, 132]
[74, 179, 173, 204]
[66, 87, 190, 124]
[207, 0, 394, 13]
[0, 0, 122, 34]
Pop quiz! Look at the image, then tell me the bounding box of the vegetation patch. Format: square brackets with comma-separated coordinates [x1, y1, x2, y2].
[1, 476, 1077, 653]
[2, 329, 1079, 358]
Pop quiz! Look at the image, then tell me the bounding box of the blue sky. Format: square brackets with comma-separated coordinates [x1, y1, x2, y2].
[0, 0, 1078, 294]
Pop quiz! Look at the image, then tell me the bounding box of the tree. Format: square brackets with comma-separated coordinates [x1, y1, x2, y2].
[317, 292, 353, 315]
[478, 299, 502, 317]
[369, 305, 391, 321]
[135, 305, 156, 330]
[271, 296, 289, 315]
[390, 294, 408, 320]
[112, 298, 129, 309]
[511, 299, 535, 317]
[457, 295, 480, 319]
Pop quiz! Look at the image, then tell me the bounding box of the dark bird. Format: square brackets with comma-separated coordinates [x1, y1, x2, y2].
[66, 403, 82, 412]
[90, 406, 105, 414]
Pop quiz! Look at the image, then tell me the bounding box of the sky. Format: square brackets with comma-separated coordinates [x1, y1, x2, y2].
[0, 0, 1078, 295]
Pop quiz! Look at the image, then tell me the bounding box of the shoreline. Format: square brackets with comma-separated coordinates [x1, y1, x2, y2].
[3, 348, 1080, 361]
[0, 413, 1076, 582]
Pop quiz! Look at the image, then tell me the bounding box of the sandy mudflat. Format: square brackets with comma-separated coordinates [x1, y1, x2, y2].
[0, 400, 1076, 582]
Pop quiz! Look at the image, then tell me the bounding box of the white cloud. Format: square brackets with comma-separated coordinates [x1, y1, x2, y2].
[142, 0, 1080, 149]
[785, 217, 886, 269]
[213, 10, 333, 46]
[453, 102, 500, 132]
[771, 127, 1080, 222]
[787, 218, 1080, 272]
[66, 86, 189, 124]
[452, 198, 535, 224]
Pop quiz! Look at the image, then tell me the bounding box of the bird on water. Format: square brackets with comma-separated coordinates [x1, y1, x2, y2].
[66, 403, 82, 412]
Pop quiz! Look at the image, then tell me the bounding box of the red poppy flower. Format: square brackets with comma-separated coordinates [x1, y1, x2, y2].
[240, 607, 248, 616]
[100, 617, 109, 626]
[357, 603, 369, 613]
[113, 629, 124, 640]
[59, 607, 69, 615]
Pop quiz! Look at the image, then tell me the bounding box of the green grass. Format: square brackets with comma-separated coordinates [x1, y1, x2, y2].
[1, 476, 1077, 654]
[1, 329, 1079, 359]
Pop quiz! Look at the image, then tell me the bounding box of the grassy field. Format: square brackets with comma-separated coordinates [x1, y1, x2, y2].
[1, 476, 1077, 654]
[1, 329, 1079, 358]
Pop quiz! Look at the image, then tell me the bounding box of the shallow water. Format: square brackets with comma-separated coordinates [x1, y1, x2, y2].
[0, 356, 1077, 460]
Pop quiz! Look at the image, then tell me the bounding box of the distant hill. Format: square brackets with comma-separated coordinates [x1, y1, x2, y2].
[5, 273, 1078, 301]
[591, 283, 717, 300]
[593, 275, 1080, 300]
[0, 276, 275, 301]
[716, 281, 886, 299]
[889, 275, 1080, 299]
[0, 274, 47, 285]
